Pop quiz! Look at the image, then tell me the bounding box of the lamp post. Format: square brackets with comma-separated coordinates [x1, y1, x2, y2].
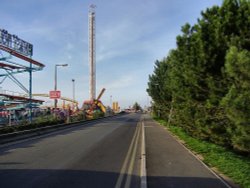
[72, 79, 75, 101]
[72, 79, 76, 112]
[54, 64, 68, 109]
[110, 95, 112, 108]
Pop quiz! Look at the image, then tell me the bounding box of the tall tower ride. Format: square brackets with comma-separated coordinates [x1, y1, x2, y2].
[89, 4, 96, 100]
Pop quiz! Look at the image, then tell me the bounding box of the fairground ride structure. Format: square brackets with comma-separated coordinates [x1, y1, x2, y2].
[0, 29, 45, 122]
[83, 88, 106, 119]
[27, 93, 78, 110]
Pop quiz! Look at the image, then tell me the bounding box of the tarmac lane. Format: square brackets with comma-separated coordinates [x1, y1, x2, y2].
[0, 113, 142, 188]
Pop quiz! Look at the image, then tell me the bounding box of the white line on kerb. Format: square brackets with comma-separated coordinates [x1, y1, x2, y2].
[141, 119, 147, 188]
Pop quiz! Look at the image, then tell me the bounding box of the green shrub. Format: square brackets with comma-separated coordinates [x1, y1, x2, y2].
[93, 110, 105, 119]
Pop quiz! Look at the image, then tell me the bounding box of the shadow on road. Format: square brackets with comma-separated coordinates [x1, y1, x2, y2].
[0, 114, 140, 156]
[0, 168, 227, 188]
[0, 169, 133, 188]
[147, 176, 228, 188]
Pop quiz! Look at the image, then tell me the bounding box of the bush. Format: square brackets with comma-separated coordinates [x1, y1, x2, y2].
[0, 115, 65, 135]
[93, 110, 105, 119]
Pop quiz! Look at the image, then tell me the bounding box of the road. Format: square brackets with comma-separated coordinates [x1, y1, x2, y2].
[0, 113, 231, 188]
[0, 113, 142, 188]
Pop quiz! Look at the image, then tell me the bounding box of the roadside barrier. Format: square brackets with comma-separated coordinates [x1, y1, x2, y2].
[0, 113, 126, 145]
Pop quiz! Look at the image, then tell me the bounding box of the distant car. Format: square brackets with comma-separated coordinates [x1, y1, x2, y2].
[119, 110, 126, 114]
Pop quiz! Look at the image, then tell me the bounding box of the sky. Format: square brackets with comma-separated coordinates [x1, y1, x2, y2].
[0, 0, 222, 109]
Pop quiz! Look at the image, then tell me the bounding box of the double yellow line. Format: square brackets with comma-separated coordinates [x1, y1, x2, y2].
[115, 121, 141, 188]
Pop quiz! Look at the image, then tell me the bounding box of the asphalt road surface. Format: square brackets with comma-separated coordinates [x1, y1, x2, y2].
[0, 113, 231, 188]
[0, 113, 142, 188]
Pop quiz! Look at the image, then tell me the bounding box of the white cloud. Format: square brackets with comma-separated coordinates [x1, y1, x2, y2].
[105, 75, 134, 90]
[0, 0, 223, 108]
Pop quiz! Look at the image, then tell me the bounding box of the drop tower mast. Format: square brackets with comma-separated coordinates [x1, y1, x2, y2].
[89, 4, 96, 100]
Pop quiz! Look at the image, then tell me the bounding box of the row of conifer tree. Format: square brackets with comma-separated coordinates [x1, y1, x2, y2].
[147, 0, 250, 154]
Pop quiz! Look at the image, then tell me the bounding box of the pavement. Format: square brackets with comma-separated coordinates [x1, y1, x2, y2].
[144, 114, 230, 188]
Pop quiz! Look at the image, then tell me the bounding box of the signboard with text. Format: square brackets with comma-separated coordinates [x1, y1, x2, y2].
[0, 29, 33, 57]
[49, 91, 61, 99]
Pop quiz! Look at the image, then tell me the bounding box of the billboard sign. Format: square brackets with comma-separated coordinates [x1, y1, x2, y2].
[0, 29, 33, 57]
[49, 91, 61, 99]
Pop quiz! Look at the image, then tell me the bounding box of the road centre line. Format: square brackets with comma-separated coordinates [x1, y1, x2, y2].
[115, 121, 141, 188]
[124, 122, 141, 188]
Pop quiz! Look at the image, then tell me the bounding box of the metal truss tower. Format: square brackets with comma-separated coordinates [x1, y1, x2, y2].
[0, 29, 45, 122]
[89, 4, 96, 100]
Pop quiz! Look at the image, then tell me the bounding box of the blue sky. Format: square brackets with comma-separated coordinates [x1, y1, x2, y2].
[0, 0, 222, 108]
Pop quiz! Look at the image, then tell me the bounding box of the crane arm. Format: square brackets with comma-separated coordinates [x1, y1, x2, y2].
[96, 88, 105, 101]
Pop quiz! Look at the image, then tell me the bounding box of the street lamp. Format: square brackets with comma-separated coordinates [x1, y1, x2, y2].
[110, 95, 112, 107]
[72, 79, 76, 111]
[54, 64, 68, 109]
[72, 79, 75, 101]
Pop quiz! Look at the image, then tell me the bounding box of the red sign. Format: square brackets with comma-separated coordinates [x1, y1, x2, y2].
[0, 111, 9, 116]
[49, 91, 61, 99]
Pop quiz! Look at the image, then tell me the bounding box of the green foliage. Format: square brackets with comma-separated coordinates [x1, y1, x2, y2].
[93, 110, 105, 119]
[147, 58, 172, 120]
[132, 102, 142, 111]
[222, 47, 250, 152]
[70, 111, 86, 122]
[0, 110, 106, 135]
[147, 0, 250, 154]
[0, 115, 64, 135]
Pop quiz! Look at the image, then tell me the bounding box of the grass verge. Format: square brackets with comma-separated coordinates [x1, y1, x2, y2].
[154, 117, 250, 188]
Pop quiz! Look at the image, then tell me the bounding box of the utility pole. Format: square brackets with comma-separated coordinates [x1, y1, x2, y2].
[54, 64, 68, 109]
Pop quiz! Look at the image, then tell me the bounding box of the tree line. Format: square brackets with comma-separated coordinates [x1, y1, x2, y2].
[147, 0, 250, 154]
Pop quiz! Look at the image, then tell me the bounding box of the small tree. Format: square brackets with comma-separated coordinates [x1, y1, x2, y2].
[222, 46, 250, 153]
[133, 102, 142, 111]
